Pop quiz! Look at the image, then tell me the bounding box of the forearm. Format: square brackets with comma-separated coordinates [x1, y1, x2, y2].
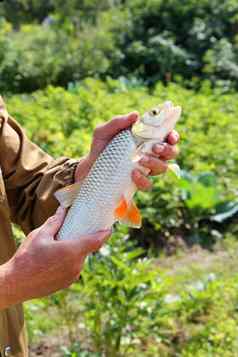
[0, 261, 18, 310]
[0, 112, 78, 233]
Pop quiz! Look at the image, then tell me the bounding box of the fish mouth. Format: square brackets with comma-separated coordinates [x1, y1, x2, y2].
[132, 101, 181, 141]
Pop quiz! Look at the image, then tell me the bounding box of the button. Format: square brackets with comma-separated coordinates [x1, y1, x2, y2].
[4, 346, 11, 356]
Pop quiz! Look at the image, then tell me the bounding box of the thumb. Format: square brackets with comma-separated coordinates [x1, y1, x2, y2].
[60, 229, 112, 255]
[40, 206, 66, 238]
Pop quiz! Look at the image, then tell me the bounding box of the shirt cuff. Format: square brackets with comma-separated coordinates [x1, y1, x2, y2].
[54, 158, 79, 186]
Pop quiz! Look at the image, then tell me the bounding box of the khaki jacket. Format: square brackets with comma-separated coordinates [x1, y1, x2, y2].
[0, 96, 78, 357]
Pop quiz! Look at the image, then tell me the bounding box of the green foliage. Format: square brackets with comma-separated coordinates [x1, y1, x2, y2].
[2, 1, 238, 354]
[0, 20, 118, 93]
[26, 236, 238, 356]
[7, 78, 238, 248]
[117, 0, 238, 86]
[1, 0, 53, 29]
[1, 0, 238, 92]
[65, 235, 163, 356]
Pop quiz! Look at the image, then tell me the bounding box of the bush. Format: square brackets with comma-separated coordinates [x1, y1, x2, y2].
[0, 20, 119, 93]
[26, 233, 238, 356]
[114, 0, 238, 87]
[6, 78, 238, 248]
[1, 0, 238, 92]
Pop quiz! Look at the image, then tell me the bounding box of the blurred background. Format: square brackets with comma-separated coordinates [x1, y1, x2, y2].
[1, 1, 238, 356]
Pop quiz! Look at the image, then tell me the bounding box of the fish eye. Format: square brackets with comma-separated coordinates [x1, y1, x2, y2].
[151, 109, 158, 116]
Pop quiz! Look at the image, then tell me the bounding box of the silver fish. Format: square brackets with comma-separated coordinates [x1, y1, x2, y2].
[56, 101, 182, 240]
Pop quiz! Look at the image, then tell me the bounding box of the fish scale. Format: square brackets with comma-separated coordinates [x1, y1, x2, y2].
[58, 129, 136, 240]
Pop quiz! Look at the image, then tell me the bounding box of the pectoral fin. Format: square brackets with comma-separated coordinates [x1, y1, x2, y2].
[114, 196, 128, 220]
[115, 197, 142, 228]
[125, 201, 142, 228]
[55, 182, 81, 208]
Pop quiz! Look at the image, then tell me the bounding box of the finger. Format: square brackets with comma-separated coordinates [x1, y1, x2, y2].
[94, 112, 139, 140]
[40, 206, 67, 238]
[152, 143, 179, 160]
[166, 130, 180, 145]
[61, 229, 112, 256]
[132, 169, 152, 190]
[139, 155, 168, 175]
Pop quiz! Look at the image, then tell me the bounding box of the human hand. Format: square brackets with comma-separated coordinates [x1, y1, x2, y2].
[2, 207, 111, 307]
[75, 112, 179, 190]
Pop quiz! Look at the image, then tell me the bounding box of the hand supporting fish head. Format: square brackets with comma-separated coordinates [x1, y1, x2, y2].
[132, 101, 181, 143]
[132, 101, 182, 178]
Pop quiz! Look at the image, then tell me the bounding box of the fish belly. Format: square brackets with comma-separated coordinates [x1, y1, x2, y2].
[58, 130, 136, 240]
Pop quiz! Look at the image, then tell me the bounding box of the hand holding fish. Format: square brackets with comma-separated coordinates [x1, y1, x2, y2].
[56, 102, 181, 240]
[74, 112, 179, 190]
[0, 206, 111, 308]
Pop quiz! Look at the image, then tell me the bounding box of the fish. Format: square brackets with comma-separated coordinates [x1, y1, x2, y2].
[55, 101, 182, 240]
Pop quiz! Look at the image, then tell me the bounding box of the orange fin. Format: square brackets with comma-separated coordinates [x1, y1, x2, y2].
[114, 196, 128, 220]
[120, 201, 142, 228]
[55, 182, 81, 208]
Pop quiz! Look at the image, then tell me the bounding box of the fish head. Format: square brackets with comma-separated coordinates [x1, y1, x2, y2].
[132, 101, 182, 144]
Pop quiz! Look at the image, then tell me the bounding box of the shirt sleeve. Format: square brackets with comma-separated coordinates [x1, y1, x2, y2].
[0, 95, 79, 234]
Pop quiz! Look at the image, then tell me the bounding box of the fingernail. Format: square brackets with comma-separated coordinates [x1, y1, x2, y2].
[129, 112, 139, 120]
[154, 144, 164, 154]
[133, 169, 142, 178]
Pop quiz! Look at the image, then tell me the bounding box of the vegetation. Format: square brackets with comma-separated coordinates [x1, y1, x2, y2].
[1, 0, 238, 92]
[26, 236, 238, 356]
[6, 79, 238, 355]
[1, 0, 238, 355]
[7, 79, 238, 249]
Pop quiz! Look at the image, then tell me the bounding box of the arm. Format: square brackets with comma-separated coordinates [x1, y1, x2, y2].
[0, 99, 179, 234]
[0, 96, 78, 234]
[0, 207, 111, 310]
[0, 262, 12, 310]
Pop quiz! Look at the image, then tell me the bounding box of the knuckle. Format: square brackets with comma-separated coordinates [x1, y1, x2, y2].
[86, 237, 101, 253]
[152, 162, 167, 175]
[93, 237, 103, 251]
[150, 157, 158, 169]
[47, 216, 58, 225]
[27, 231, 36, 240]
[144, 156, 152, 166]
[29, 227, 43, 241]
[164, 143, 171, 154]
[166, 145, 179, 159]
[113, 116, 122, 125]
[140, 179, 151, 191]
[112, 115, 128, 128]
[135, 175, 143, 186]
[94, 124, 103, 136]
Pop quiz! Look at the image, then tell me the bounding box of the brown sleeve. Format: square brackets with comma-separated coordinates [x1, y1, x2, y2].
[0, 96, 79, 234]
